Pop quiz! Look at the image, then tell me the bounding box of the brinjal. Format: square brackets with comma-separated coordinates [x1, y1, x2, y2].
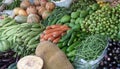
[1, 57, 14, 63]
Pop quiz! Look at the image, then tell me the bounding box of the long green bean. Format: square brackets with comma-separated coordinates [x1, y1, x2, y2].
[76, 34, 107, 61]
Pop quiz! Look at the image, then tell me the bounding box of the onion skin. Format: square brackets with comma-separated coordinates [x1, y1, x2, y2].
[38, 6, 46, 15]
[20, 0, 31, 9]
[40, 0, 48, 7]
[26, 6, 38, 15]
[45, 2, 55, 12]
[34, 0, 40, 6]
[42, 10, 51, 19]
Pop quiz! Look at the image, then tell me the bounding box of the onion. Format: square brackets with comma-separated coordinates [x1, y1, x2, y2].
[26, 6, 38, 15]
[38, 6, 46, 15]
[42, 10, 51, 19]
[20, 0, 31, 9]
[34, 0, 40, 6]
[40, 0, 48, 7]
[13, 7, 23, 15]
[45, 2, 55, 11]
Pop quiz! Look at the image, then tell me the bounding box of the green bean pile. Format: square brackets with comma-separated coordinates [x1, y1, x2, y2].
[76, 34, 107, 61]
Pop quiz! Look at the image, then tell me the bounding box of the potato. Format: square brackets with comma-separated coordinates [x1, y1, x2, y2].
[35, 41, 74, 69]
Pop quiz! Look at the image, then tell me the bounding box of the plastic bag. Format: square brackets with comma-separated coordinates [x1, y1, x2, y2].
[51, 0, 73, 8]
[73, 45, 108, 69]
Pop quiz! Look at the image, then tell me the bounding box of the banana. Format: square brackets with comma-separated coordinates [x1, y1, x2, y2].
[17, 55, 43, 69]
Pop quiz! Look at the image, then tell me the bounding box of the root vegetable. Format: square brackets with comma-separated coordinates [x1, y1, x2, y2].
[17, 55, 43, 69]
[38, 6, 46, 15]
[53, 36, 61, 43]
[45, 2, 55, 11]
[20, 0, 31, 9]
[34, 0, 40, 6]
[40, 0, 48, 7]
[18, 9, 28, 16]
[35, 41, 74, 69]
[42, 11, 51, 19]
[27, 14, 40, 23]
[26, 6, 37, 15]
[13, 7, 23, 15]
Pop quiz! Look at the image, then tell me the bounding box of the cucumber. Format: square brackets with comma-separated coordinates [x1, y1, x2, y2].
[68, 32, 76, 46]
[59, 29, 73, 42]
[57, 42, 63, 48]
[67, 50, 76, 57]
[60, 15, 71, 23]
[72, 24, 80, 31]
[61, 46, 67, 53]
[67, 40, 80, 52]
[62, 40, 69, 46]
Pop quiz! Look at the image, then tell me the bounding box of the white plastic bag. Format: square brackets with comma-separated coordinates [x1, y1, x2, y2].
[73, 45, 108, 69]
[51, 0, 73, 8]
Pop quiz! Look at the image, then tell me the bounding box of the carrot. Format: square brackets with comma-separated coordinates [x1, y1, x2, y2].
[53, 31, 63, 38]
[46, 26, 52, 30]
[51, 24, 62, 29]
[48, 37, 56, 41]
[43, 27, 61, 34]
[43, 33, 53, 40]
[61, 27, 70, 32]
[40, 33, 45, 38]
[53, 36, 61, 43]
[40, 38, 46, 42]
[60, 25, 69, 28]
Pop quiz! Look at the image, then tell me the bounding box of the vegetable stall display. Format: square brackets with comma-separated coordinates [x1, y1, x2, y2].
[0, 0, 120, 69]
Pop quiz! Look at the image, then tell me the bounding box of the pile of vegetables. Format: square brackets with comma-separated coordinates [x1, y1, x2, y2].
[76, 34, 107, 61]
[42, 7, 70, 26]
[13, 0, 56, 23]
[40, 24, 70, 43]
[97, 39, 120, 69]
[0, 50, 19, 69]
[73, 34, 107, 69]
[0, 17, 45, 56]
[81, 4, 120, 39]
[70, 0, 96, 11]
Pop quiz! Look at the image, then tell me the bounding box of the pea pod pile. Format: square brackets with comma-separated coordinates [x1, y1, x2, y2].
[0, 17, 45, 56]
